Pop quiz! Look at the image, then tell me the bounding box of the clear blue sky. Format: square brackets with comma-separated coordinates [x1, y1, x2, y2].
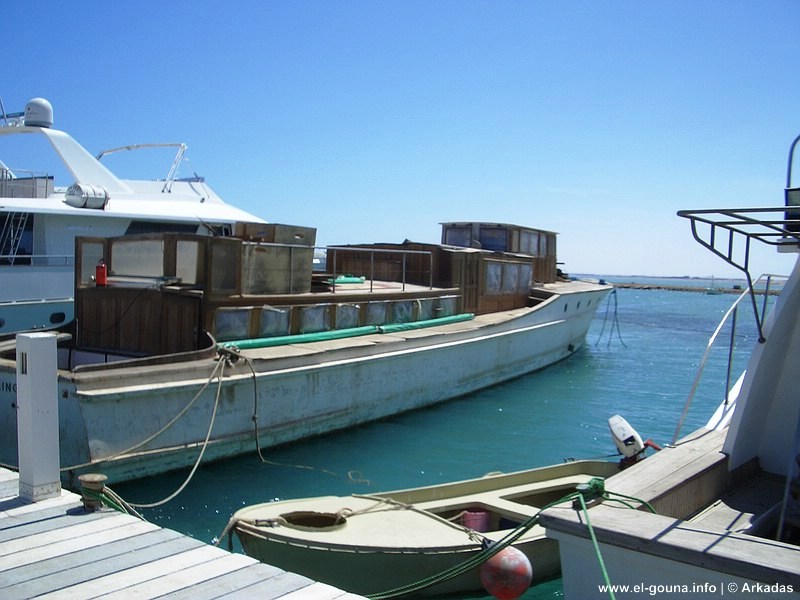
[7, 1, 799, 277]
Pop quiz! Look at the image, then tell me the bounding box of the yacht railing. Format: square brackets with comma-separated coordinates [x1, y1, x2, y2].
[677, 207, 799, 342]
[0, 254, 74, 266]
[96, 143, 188, 193]
[671, 274, 783, 444]
[327, 246, 434, 292]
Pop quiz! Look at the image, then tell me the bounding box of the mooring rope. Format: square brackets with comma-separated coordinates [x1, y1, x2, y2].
[59, 356, 227, 473]
[126, 358, 228, 509]
[595, 288, 626, 348]
[219, 345, 372, 484]
[214, 477, 654, 599]
[363, 477, 652, 599]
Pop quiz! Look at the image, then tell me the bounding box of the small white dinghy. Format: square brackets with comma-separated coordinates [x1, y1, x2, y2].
[230, 459, 621, 597]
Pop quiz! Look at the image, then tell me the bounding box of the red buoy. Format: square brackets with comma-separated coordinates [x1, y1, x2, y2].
[479, 546, 533, 600]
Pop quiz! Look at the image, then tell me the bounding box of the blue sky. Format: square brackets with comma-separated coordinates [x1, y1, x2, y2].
[7, 1, 800, 277]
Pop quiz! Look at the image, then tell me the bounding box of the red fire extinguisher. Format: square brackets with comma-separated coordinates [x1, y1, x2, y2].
[95, 259, 107, 286]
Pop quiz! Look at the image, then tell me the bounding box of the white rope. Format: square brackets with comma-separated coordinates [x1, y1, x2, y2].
[128, 358, 228, 508]
[61, 357, 226, 472]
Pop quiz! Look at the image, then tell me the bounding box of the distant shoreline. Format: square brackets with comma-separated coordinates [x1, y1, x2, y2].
[611, 282, 779, 295]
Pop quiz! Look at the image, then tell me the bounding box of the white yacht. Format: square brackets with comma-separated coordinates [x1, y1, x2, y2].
[540, 134, 800, 598]
[0, 98, 264, 335]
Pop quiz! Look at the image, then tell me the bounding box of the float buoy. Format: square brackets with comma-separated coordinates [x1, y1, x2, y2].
[479, 546, 533, 600]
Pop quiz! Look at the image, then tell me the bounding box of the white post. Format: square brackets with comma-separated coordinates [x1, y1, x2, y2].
[16, 332, 61, 502]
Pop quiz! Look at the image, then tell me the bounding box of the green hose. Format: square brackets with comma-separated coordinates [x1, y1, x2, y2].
[218, 313, 475, 350]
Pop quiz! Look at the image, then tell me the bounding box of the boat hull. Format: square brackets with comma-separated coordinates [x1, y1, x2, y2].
[0, 282, 611, 484]
[237, 530, 558, 596]
[232, 459, 619, 596]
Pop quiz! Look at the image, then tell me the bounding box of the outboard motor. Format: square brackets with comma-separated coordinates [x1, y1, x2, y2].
[608, 414, 662, 469]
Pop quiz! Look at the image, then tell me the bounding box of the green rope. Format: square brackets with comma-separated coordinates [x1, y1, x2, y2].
[576, 492, 616, 600]
[81, 488, 127, 514]
[80, 487, 146, 520]
[364, 477, 652, 600]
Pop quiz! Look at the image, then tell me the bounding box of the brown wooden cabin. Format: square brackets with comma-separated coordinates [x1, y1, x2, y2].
[74, 222, 560, 358]
[330, 222, 559, 315]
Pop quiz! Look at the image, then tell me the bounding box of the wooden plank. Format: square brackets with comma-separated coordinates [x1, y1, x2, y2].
[0, 468, 18, 499]
[1, 519, 160, 570]
[161, 561, 287, 600]
[2, 530, 198, 598]
[0, 504, 110, 541]
[281, 582, 361, 599]
[0, 498, 85, 531]
[0, 493, 80, 522]
[33, 545, 224, 599]
[95, 552, 257, 599]
[0, 528, 184, 589]
[0, 469, 366, 599]
[218, 571, 316, 600]
[0, 511, 151, 558]
[542, 502, 800, 586]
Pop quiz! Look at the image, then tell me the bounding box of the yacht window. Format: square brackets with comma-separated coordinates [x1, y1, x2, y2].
[125, 221, 200, 235]
[0, 213, 34, 265]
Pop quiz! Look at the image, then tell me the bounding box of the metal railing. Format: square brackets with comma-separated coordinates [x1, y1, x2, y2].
[671, 273, 784, 445]
[327, 246, 434, 293]
[0, 254, 74, 267]
[678, 207, 799, 342]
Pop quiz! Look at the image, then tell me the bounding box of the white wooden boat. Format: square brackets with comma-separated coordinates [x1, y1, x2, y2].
[0, 97, 263, 335]
[232, 459, 621, 597]
[540, 134, 800, 598]
[0, 219, 611, 484]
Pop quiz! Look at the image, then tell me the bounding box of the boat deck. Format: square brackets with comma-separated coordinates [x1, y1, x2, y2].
[0, 469, 365, 600]
[540, 427, 800, 590]
[689, 470, 787, 533]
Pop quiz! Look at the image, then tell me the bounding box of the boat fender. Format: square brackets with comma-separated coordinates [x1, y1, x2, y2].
[479, 544, 533, 600]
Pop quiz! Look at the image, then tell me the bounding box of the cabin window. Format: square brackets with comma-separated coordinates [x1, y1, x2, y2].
[391, 301, 415, 324]
[300, 304, 331, 333]
[215, 307, 251, 341]
[259, 306, 291, 337]
[539, 233, 555, 257]
[519, 230, 539, 255]
[443, 226, 472, 248]
[112, 239, 164, 277]
[417, 298, 436, 320]
[210, 241, 239, 293]
[518, 264, 533, 292]
[479, 227, 508, 252]
[364, 301, 388, 325]
[502, 263, 520, 293]
[485, 261, 532, 295]
[485, 262, 503, 293]
[176, 240, 201, 285]
[78, 242, 105, 285]
[335, 304, 360, 329]
[437, 296, 458, 317]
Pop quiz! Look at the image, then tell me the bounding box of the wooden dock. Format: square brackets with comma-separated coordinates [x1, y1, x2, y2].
[2, 332, 366, 599]
[0, 467, 366, 599]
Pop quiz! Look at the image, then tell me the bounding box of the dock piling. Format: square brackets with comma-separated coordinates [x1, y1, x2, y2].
[16, 332, 61, 502]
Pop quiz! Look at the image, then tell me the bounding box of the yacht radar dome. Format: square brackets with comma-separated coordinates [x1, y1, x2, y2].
[24, 98, 53, 128]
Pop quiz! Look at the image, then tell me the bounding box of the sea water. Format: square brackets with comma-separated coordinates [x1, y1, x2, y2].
[113, 278, 775, 599]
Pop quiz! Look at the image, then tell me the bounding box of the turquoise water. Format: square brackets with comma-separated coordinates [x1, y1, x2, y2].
[113, 281, 772, 599]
